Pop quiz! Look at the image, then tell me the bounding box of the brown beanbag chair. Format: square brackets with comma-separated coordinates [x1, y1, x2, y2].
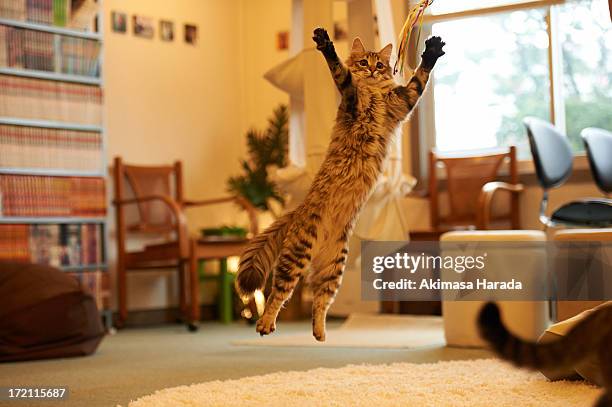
[0, 262, 105, 362]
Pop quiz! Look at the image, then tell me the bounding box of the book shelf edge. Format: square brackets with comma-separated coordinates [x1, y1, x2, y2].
[0, 67, 102, 85]
[0, 118, 103, 132]
[0, 168, 106, 178]
[0, 18, 102, 40]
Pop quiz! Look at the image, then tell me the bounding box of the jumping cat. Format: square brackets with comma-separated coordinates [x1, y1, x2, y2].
[236, 28, 445, 341]
[478, 302, 612, 407]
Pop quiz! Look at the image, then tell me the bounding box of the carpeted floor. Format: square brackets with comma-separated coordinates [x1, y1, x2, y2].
[233, 313, 445, 348]
[127, 359, 602, 407]
[0, 320, 492, 407]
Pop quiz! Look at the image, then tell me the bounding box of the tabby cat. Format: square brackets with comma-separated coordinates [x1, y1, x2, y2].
[478, 302, 612, 407]
[236, 28, 445, 341]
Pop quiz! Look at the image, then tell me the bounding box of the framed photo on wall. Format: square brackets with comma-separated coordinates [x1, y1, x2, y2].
[111, 11, 127, 33]
[184, 24, 197, 45]
[160, 20, 174, 41]
[276, 31, 289, 50]
[133, 15, 154, 39]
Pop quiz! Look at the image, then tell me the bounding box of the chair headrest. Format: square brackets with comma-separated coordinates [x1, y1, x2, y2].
[582, 127, 612, 194]
[524, 117, 573, 190]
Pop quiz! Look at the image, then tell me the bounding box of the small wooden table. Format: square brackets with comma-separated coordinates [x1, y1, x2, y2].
[188, 237, 249, 327]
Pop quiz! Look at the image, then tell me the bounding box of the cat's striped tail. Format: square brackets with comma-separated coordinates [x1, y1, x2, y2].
[235, 211, 294, 298]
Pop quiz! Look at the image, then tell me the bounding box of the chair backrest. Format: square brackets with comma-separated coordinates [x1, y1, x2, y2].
[581, 127, 612, 195]
[113, 157, 183, 234]
[524, 117, 573, 190]
[429, 146, 518, 229]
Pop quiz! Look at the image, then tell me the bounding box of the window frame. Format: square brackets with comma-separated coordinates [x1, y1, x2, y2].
[416, 0, 596, 178]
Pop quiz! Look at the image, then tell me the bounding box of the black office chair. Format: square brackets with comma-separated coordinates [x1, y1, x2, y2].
[582, 127, 612, 197]
[524, 117, 612, 228]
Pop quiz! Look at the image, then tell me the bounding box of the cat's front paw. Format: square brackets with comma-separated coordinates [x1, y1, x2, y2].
[312, 27, 333, 52]
[256, 317, 276, 336]
[421, 36, 445, 69]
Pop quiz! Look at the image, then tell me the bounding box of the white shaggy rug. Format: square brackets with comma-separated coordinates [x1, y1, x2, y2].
[232, 313, 445, 348]
[126, 359, 601, 407]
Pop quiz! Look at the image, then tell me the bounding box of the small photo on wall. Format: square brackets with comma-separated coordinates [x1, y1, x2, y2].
[160, 20, 174, 41]
[133, 15, 154, 39]
[334, 21, 348, 41]
[184, 24, 198, 45]
[111, 11, 127, 33]
[276, 31, 289, 50]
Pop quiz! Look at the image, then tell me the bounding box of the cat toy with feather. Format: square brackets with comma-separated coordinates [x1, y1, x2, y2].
[394, 0, 435, 75]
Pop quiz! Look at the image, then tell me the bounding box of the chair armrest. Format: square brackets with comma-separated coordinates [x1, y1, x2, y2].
[182, 196, 259, 236]
[113, 195, 189, 257]
[182, 196, 235, 207]
[477, 182, 524, 229]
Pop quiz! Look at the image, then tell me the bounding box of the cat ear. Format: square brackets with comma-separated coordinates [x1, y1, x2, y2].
[379, 43, 393, 62]
[351, 37, 365, 54]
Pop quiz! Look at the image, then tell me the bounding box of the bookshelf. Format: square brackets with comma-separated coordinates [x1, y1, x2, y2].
[0, 0, 109, 322]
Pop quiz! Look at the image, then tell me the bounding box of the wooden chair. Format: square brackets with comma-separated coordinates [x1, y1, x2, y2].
[112, 157, 258, 330]
[428, 146, 523, 231]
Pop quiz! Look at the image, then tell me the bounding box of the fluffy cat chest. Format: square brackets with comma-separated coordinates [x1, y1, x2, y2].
[353, 92, 388, 119]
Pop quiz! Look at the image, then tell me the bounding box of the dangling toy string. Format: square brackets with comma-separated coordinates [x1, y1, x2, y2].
[394, 0, 435, 75]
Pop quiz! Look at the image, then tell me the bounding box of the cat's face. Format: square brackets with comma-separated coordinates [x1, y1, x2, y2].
[346, 38, 393, 84]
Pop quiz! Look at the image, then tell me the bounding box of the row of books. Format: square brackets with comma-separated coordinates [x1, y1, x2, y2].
[0, 223, 108, 309]
[0, 26, 101, 76]
[1, 0, 71, 27]
[0, 223, 104, 265]
[0, 74, 102, 124]
[0, 124, 103, 171]
[0, 174, 106, 217]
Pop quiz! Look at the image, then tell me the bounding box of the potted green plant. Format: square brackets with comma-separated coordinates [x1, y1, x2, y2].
[227, 104, 289, 216]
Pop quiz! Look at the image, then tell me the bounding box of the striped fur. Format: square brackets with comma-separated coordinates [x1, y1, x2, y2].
[235, 211, 294, 297]
[239, 29, 444, 342]
[478, 302, 612, 407]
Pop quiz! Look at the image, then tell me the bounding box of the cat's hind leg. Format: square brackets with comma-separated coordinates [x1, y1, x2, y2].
[256, 233, 314, 336]
[309, 240, 348, 342]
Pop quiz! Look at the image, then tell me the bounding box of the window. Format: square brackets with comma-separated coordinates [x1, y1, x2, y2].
[422, 0, 611, 158]
[558, 0, 612, 150]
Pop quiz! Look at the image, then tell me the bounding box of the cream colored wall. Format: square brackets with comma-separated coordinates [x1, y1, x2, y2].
[240, 0, 291, 129]
[104, 0, 248, 310]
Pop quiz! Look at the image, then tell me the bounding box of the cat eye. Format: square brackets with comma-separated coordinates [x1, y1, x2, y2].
[359, 59, 368, 67]
[376, 62, 384, 69]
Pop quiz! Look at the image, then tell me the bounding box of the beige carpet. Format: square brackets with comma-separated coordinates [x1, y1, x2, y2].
[126, 359, 601, 406]
[232, 313, 445, 348]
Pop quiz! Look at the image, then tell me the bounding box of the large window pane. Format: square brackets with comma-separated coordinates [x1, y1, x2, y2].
[558, 0, 612, 151]
[431, 9, 550, 157]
